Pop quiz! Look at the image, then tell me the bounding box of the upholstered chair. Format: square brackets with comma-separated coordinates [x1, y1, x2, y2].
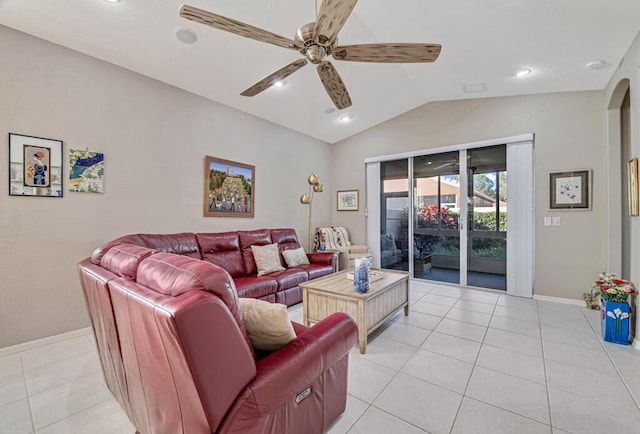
[314, 227, 372, 271]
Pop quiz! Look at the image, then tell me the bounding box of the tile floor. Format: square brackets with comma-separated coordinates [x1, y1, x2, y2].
[2, 281, 640, 433]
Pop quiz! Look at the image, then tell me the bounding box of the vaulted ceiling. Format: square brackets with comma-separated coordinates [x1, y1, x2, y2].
[2, 0, 639, 143]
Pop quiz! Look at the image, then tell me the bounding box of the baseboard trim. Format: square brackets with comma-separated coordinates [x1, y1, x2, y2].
[533, 294, 585, 307]
[0, 327, 92, 357]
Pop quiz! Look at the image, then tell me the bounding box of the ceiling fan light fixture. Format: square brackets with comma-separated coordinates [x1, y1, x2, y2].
[516, 68, 532, 78]
[273, 80, 286, 88]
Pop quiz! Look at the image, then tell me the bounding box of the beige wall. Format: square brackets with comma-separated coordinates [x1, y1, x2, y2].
[0, 26, 332, 348]
[604, 29, 640, 342]
[331, 91, 607, 300]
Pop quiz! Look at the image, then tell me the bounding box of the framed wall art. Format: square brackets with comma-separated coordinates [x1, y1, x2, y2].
[8, 133, 63, 197]
[204, 155, 254, 218]
[549, 170, 591, 210]
[69, 148, 105, 194]
[629, 158, 639, 216]
[337, 189, 359, 211]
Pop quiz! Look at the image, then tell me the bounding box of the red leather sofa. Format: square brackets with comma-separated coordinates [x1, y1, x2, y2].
[90, 228, 338, 306]
[78, 234, 357, 434]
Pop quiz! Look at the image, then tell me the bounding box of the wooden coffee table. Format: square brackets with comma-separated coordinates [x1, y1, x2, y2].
[300, 269, 410, 354]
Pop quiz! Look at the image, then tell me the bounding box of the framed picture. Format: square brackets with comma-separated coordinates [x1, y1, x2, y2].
[337, 189, 359, 211]
[204, 156, 254, 218]
[629, 158, 639, 216]
[9, 133, 63, 197]
[549, 170, 591, 210]
[69, 149, 105, 194]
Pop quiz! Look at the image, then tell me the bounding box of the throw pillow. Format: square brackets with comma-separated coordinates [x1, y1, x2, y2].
[251, 243, 285, 276]
[238, 298, 296, 351]
[282, 247, 310, 267]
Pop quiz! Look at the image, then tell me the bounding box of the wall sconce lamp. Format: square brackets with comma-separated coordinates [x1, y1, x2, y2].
[300, 173, 324, 250]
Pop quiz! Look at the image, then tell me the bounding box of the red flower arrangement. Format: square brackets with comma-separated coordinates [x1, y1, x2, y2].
[593, 272, 636, 303]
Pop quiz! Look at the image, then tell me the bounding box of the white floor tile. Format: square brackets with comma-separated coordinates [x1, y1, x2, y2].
[623, 376, 640, 407]
[419, 293, 458, 307]
[542, 340, 616, 375]
[0, 398, 33, 434]
[539, 311, 593, 333]
[476, 345, 545, 384]
[549, 387, 640, 434]
[446, 308, 492, 326]
[494, 305, 539, 322]
[347, 356, 397, 403]
[541, 324, 602, 349]
[466, 367, 550, 424]
[392, 310, 442, 331]
[21, 337, 94, 371]
[0, 371, 27, 407]
[454, 299, 496, 314]
[545, 359, 637, 410]
[497, 295, 538, 311]
[489, 315, 541, 338]
[452, 397, 551, 434]
[358, 337, 417, 371]
[461, 291, 499, 305]
[35, 398, 134, 434]
[24, 351, 102, 396]
[401, 349, 473, 393]
[374, 321, 431, 347]
[29, 373, 112, 429]
[428, 286, 466, 298]
[420, 332, 481, 364]
[374, 373, 462, 434]
[484, 328, 543, 357]
[410, 301, 452, 317]
[325, 394, 369, 434]
[0, 354, 23, 376]
[434, 318, 487, 343]
[609, 352, 640, 380]
[347, 406, 427, 434]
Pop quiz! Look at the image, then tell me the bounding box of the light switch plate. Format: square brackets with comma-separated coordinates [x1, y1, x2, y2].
[544, 217, 552, 226]
[552, 216, 561, 226]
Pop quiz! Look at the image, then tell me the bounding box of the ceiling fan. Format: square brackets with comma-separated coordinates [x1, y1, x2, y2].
[179, 0, 441, 110]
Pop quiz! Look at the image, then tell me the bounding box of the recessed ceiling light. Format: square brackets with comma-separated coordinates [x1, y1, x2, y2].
[273, 81, 285, 88]
[174, 27, 198, 44]
[462, 82, 488, 93]
[339, 114, 353, 122]
[516, 68, 532, 77]
[103, 0, 120, 3]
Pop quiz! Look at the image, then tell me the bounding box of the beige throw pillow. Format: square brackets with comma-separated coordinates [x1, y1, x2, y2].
[251, 243, 285, 276]
[282, 247, 310, 267]
[239, 298, 296, 351]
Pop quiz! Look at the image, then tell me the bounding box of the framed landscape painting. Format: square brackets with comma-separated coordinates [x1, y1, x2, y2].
[204, 156, 254, 218]
[69, 149, 104, 193]
[549, 170, 591, 210]
[9, 133, 63, 197]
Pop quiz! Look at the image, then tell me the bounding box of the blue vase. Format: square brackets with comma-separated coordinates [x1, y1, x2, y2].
[601, 299, 630, 345]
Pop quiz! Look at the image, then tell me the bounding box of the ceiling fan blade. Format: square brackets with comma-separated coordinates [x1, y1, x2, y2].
[333, 43, 442, 63]
[240, 59, 308, 97]
[313, 0, 358, 45]
[180, 5, 302, 51]
[316, 61, 352, 110]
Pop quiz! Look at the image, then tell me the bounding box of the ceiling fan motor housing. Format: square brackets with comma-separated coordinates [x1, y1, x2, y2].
[295, 22, 336, 64]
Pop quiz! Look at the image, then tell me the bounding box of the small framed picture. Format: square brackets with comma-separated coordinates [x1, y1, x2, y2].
[337, 189, 359, 212]
[9, 133, 63, 197]
[629, 158, 639, 216]
[549, 170, 591, 210]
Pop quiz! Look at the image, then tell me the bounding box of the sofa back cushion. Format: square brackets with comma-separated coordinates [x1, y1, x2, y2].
[99, 244, 157, 279]
[138, 233, 201, 259]
[196, 232, 246, 277]
[271, 228, 302, 266]
[238, 229, 272, 276]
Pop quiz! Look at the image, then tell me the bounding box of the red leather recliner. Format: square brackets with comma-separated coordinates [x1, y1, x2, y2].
[78, 243, 357, 434]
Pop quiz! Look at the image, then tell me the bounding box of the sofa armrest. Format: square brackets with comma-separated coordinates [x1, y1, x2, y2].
[306, 251, 339, 271]
[349, 245, 370, 254]
[243, 312, 356, 414]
